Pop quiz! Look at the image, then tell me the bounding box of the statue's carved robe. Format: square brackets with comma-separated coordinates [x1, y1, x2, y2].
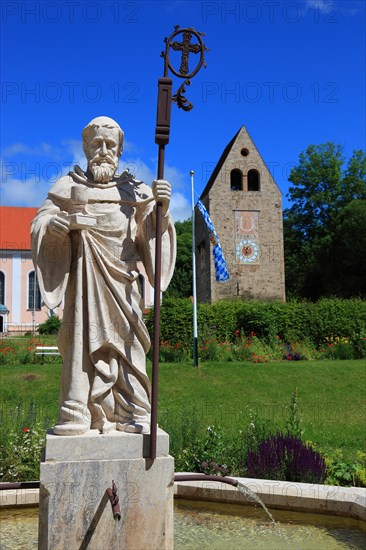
[31, 173, 176, 434]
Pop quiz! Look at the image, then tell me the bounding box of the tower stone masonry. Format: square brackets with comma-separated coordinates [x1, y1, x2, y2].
[195, 126, 286, 303]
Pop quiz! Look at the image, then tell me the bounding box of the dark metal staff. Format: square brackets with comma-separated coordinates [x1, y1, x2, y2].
[150, 26, 208, 459]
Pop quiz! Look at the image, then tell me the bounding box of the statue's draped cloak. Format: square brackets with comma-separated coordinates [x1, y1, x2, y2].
[31, 174, 176, 432]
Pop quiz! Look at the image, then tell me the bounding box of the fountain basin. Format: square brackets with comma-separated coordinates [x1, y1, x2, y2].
[1, 477, 365, 550]
[1, 496, 366, 550]
[1, 477, 365, 520]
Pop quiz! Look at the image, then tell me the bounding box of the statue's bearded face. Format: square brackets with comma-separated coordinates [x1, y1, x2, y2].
[86, 127, 121, 183]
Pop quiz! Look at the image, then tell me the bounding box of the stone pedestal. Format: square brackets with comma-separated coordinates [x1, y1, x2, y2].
[38, 429, 174, 550]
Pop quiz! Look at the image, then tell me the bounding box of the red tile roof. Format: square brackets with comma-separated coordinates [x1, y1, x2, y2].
[0, 207, 38, 250]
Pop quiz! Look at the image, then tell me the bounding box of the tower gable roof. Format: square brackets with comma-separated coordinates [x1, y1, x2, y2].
[199, 125, 281, 199]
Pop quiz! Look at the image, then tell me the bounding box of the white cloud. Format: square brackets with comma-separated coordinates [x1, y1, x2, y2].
[0, 177, 50, 207]
[122, 139, 142, 156]
[2, 142, 56, 158]
[2, 143, 31, 156]
[121, 155, 191, 220]
[62, 139, 86, 170]
[120, 157, 155, 183]
[304, 0, 331, 13]
[164, 163, 188, 191]
[304, 0, 360, 15]
[170, 191, 191, 222]
[121, 155, 188, 190]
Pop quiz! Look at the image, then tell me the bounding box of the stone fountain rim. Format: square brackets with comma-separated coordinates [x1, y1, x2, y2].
[1, 475, 365, 522]
[174, 474, 366, 522]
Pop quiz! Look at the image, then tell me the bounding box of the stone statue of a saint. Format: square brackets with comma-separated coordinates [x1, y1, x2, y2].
[31, 116, 176, 436]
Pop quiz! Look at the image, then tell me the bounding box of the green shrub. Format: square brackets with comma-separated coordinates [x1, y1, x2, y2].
[0, 403, 47, 482]
[306, 298, 366, 346]
[198, 338, 232, 362]
[355, 469, 366, 487]
[322, 449, 366, 487]
[324, 342, 355, 360]
[147, 297, 193, 344]
[38, 315, 61, 335]
[174, 425, 228, 473]
[159, 340, 189, 362]
[199, 301, 242, 342]
[318, 334, 366, 360]
[283, 339, 319, 361]
[351, 330, 366, 359]
[285, 388, 304, 439]
[0, 424, 45, 481]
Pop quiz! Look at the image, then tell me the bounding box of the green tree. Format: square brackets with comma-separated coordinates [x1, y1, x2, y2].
[319, 200, 366, 297]
[284, 144, 366, 299]
[164, 219, 193, 298]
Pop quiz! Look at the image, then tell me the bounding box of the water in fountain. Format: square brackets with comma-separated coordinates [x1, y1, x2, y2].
[235, 480, 276, 525]
[175, 500, 366, 550]
[174, 473, 276, 524]
[1, 503, 366, 549]
[174, 474, 276, 525]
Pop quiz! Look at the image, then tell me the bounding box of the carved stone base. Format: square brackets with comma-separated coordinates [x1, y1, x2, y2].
[38, 429, 174, 550]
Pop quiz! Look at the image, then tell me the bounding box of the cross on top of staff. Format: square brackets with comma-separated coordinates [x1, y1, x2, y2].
[170, 30, 202, 76]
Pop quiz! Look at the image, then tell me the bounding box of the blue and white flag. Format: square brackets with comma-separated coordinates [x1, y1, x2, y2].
[197, 200, 230, 282]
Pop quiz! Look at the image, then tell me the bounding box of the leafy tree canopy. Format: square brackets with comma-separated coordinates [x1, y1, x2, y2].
[164, 219, 192, 299]
[284, 143, 366, 299]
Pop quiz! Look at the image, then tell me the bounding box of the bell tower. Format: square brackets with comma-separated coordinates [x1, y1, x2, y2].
[195, 126, 285, 302]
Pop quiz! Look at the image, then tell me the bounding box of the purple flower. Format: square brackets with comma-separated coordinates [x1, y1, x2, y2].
[246, 434, 327, 483]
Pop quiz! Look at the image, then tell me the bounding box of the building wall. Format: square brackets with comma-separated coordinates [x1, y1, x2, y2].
[1, 258, 12, 313]
[0, 251, 56, 332]
[196, 127, 285, 303]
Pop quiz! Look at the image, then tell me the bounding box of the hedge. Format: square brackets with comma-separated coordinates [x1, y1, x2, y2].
[146, 297, 366, 346]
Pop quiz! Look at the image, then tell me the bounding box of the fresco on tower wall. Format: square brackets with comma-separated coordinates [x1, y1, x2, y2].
[234, 211, 261, 265]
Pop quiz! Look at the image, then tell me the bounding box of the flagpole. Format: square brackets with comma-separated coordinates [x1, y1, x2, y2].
[190, 170, 198, 367]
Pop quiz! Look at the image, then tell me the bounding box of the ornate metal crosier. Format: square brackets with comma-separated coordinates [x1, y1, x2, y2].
[165, 26, 208, 111]
[150, 27, 208, 459]
[155, 26, 208, 147]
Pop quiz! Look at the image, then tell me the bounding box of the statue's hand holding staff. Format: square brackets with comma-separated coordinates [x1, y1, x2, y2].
[152, 179, 171, 216]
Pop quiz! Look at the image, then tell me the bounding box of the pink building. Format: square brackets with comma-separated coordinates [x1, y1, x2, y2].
[0, 207, 153, 334]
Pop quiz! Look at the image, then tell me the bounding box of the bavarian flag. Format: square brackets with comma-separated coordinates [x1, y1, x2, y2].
[197, 200, 230, 282]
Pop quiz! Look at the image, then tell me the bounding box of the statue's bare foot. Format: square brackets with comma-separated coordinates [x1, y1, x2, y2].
[99, 420, 116, 434]
[53, 423, 90, 436]
[117, 420, 150, 434]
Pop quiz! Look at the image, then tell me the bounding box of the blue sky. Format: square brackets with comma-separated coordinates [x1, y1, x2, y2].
[1, 0, 365, 220]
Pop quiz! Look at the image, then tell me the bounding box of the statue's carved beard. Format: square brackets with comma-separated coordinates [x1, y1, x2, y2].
[89, 156, 118, 183]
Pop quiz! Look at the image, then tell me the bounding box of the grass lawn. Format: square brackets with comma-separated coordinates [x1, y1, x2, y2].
[1, 358, 365, 457]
